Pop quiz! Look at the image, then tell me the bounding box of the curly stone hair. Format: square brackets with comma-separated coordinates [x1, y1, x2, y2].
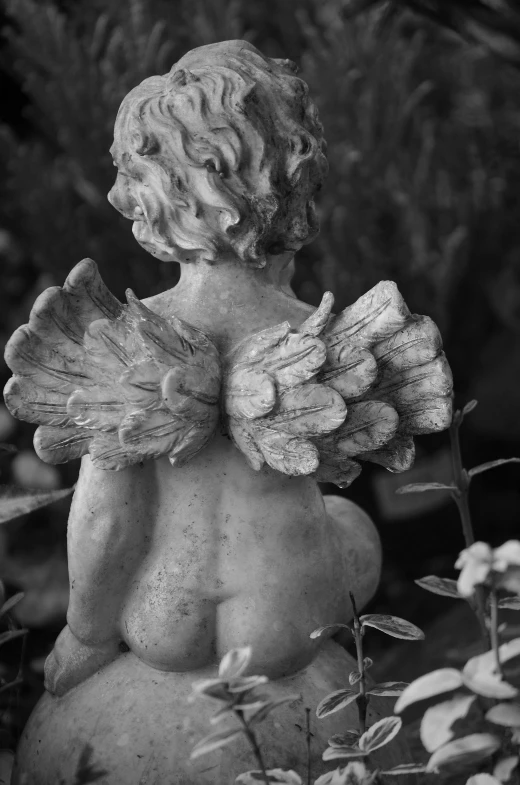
[110, 40, 328, 267]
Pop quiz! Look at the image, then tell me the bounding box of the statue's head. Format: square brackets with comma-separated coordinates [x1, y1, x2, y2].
[108, 40, 328, 267]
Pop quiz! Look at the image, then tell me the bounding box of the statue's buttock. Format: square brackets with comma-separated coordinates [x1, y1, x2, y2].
[3, 38, 452, 784]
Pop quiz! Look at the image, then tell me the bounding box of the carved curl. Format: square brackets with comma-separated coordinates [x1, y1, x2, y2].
[110, 40, 328, 267]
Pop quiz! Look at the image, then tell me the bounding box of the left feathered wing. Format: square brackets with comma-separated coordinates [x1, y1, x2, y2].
[223, 282, 453, 487]
[4, 259, 221, 470]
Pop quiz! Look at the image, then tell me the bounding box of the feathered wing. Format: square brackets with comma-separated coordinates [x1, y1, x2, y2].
[4, 259, 221, 470]
[224, 282, 453, 487]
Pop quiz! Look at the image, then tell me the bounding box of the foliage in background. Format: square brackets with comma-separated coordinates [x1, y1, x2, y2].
[343, 0, 520, 68]
[2, 0, 520, 404]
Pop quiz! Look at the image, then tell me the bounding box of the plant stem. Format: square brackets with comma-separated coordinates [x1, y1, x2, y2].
[305, 707, 312, 785]
[449, 418, 475, 549]
[350, 592, 367, 735]
[489, 589, 503, 679]
[449, 416, 489, 645]
[237, 712, 270, 785]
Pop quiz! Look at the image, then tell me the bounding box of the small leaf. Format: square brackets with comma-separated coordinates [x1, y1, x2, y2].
[493, 756, 518, 782]
[360, 614, 424, 640]
[380, 764, 429, 776]
[466, 776, 502, 785]
[328, 731, 361, 747]
[462, 640, 520, 699]
[394, 669, 464, 713]
[247, 694, 300, 724]
[310, 624, 351, 640]
[192, 677, 231, 700]
[236, 769, 303, 784]
[218, 647, 252, 679]
[499, 597, 520, 610]
[0, 485, 74, 524]
[485, 702, 520, 727]
[190, 727, 243, 759]
[469, 458, 520, 479]
[396, 482, 456, 494]
[316, 689, 358, 719]
[315, 762, 376, 785]
[0, 592, 24, 617]
[363, 657, 373, 670]
[427, 733, 501, 772]
[0, 629, 28, 646]
[349, 671, 361, 686]
[462, 400, 478, 417]
[227, 676, 269, 694]
[209, 705, 235, 725]
[420, 694, 476, 752]
[367, 681, 408, 697]
[322, 746, 366, 761]
[359, 716, 402, 753]
[415, 576, 461, 599]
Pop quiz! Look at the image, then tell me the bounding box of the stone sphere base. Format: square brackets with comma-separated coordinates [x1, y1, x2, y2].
[14, 642, 407, 784]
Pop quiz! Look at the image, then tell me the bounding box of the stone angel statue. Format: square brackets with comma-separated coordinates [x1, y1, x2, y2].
[4, 40, 452, 784]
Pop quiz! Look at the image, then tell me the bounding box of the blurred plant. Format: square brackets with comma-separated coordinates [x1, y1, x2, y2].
[0, 443, 74, 777]
[382, 403, 520, 781]
[343, 0, 520, 67]
[190, 646, 300, 785]
[191, 640, 416, 784]
[398, 400, 520, 642]
[391, 542, 520, 783]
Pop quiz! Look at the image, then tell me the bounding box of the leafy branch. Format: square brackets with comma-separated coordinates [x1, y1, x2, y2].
[190, 647, 300, 785]
[398, 399, 520, 643]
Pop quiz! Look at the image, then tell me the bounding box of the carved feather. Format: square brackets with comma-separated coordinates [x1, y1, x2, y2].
[313, 281, 452, 484]
[4, 259, 221, 469]
[224, 281, 452, 487]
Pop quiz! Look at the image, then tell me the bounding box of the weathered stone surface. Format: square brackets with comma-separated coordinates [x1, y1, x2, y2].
[13, 643, 408, 784]
[3, 38, 452, 784]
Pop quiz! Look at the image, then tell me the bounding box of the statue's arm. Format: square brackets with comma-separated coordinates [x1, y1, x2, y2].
[45, 457, 149, 696]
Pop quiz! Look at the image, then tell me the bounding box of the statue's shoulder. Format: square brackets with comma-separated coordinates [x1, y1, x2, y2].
[4, 259, 221, 471]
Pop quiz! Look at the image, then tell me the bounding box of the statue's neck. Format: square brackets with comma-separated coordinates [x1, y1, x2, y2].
[143, 253, 313, 351]
[177, 251, 295, 296]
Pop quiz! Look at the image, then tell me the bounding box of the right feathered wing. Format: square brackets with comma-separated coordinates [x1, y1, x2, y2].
[4, 259, 221, 470]
[223, 281, 453, 487]
[313, 281, 453, 487]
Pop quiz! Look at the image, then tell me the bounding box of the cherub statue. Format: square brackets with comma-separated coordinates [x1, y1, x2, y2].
[5, 40, 452, 784]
